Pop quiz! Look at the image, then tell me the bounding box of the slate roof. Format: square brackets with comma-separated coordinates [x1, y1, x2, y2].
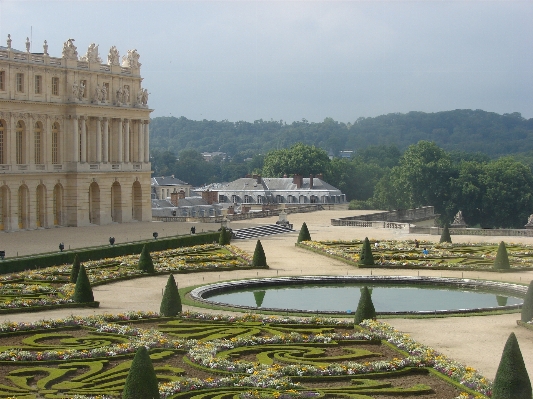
[211, 177, 341, 192]
[151, 176, 189, 186]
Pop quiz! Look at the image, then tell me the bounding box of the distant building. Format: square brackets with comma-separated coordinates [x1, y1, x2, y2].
[339, 150, 354, 158]
[201, 151, 226, 162]
[151, 176, 192, 201]
[197, 174, 346, 205]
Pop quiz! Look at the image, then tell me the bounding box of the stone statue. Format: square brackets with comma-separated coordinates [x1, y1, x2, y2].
[101, 84, 107, 101]
[122, 49, 141, 68]
[43, 40, 48, 55]
[142, 88, 149, 105]
[137, 88, 149, 105]
[451, 210, 466, 227]
[72, 81, 79, 98]
[81, 43, 101, 63]
[123, 85, 130, 103]
[25, 37, 30, 52]
[107, 45, 120, 66]
[116, 86, 123, 103]
[526, 214, 533, 229]
[62, 38, 78, 59]
[78, 81, 85, 100]
[6, 34, 11, 50]
[94, 84, 101, 102]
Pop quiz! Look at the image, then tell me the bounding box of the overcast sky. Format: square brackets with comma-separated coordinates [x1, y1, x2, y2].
[1, 1, 532, 122]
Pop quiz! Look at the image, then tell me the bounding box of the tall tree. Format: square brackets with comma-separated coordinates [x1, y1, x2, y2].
[262, 143, 330, 177]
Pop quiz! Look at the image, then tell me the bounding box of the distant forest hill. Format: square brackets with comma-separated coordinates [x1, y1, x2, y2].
[150, 109, 533, 158]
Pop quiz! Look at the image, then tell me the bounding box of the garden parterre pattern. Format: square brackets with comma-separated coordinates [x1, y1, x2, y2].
[0, 244, 254, 312]
[0, 312, 489, 399]
[299, 239, 533, 271]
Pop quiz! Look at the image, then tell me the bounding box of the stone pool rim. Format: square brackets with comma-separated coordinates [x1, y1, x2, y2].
[189, 275, 526, 316]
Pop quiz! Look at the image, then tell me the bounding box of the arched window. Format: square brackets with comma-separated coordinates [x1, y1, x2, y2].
[16, 121, 25, 164]
[52, 122, 60, 164]
[34, 122, 42, 164]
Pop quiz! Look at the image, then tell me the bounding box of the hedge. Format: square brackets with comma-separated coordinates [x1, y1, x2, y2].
[0, 231, 220, 274]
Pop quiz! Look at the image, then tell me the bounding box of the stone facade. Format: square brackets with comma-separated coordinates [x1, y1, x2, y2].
[0, 37, 152, 231]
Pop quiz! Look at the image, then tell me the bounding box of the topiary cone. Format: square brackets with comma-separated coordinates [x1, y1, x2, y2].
[252, 240, 267, 267]
[440, 225, 452, 243]
[219, 227, 231, 245]
[358, 237, 375, 266]
[72, 264, 94, 303]
[521, 281, 533, 322]
[492, 332, 532, 399]
[70, 254, 81, 284]
[122, 346, 159, 399]
[138, 245, 155, 273]
[297, 222, 311, 243]
[160, 274, 182, 316]
[354, 286, 376, 324]
[494, 241, 511, 271]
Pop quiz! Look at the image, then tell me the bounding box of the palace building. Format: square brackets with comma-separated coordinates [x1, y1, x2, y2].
[0, 36, 152, 231]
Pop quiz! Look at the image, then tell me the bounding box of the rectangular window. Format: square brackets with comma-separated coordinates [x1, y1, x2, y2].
[0, 71, 5, 91]
[52, 131, 58, 164]
[52, 77, 59, 96]
[16, 131, 23, 164]
[34, 75, 42, 94]
[34, 131, 41, 164]
[0, 128, 3, 164]
[16, 73, 24, 92]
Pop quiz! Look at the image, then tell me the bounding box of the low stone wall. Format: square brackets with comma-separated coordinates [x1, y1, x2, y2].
[410, 226, 533, 237]
[330, 219, 410, 229]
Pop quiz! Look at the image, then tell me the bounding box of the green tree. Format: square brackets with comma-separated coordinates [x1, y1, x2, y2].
[494, 241, 511, 271]
[138, 245, 155, 273]
[297, 222, 311, 243]
[262, 143, 330, 177]
[354, 286, 376, 324]
[70, 254, 81, 284]
[122, 346, 159, 399]
[72, 265, 94, 303]
[439, 225, 452, 243]
[521, 281, 533, 323]
[359, 237, 375, 266]
[160, 274, 182, 316]
[252, 240, 267, 267]
[492, 333, 532, 399]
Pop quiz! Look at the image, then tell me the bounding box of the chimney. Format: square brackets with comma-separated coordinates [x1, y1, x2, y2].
[170, 192, 179, 206]
[178, 190, 186, 199]
[317, 173, 323, 181]
[309, 174, 314, 189]
[292, 174, 302, 189]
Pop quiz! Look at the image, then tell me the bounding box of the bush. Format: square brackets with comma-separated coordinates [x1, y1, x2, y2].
[521, 281, 533, 322]
[492, 332, 532, 399]
[440, 225, 452, 243]
[494, 241, 511, 270]
[137, 245, 155, 273]
[122, 346, 159, 399]
[69, 254, 81, 284]
[252, 240, 267, 267]
[219, 227, 231, 245]
[72, 265, 94, 303]
[354, 286, 376, 324]
[160, 274, 182, 316]
[297, 222, 311, 243]
[358, 237, 375, 266]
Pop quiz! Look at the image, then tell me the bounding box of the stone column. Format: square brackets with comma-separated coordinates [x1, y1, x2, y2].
[96, 117, 102, 163]
[144, 121, 149, 162]
[80, 116, 86, 163]
[137, 120, 144, 162]
[102, 118, 109, 163]
[117, 118, 123, 163]
[45, 116, 51, 165]
[28, 114, 34, 164]
[72, 115, 79, 162]
[7, 113, 14, 164]
[124, 119, 130, 163]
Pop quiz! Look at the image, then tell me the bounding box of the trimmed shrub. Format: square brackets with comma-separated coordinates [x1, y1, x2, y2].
[358, 237, 375, 266]
[122, 346, 159, 399]
[297, 222, 311, 243]
[219, 227, 231, 245]
[354, 286, 376, 324]
[494, 241, 511, 271]
[252, 240, 267, 267]
[160, 274, 182, 316]
[254, 290, 266, 307]
[137, 245, 155, 273]
[492, 332, 532, 399]
[72, 265, 94, 303]
[521, 280, 533, 322]
[440, 225, 452, 243]
[69, 254, 81, 284]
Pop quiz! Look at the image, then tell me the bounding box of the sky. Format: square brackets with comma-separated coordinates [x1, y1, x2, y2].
[0, 0, 532, 123]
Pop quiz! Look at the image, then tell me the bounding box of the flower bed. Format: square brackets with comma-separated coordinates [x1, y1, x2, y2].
[0, 311, 489, 398]
[299, 239, 533, 271]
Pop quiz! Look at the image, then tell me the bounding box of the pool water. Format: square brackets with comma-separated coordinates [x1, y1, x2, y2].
[205, 284, 523, 313]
